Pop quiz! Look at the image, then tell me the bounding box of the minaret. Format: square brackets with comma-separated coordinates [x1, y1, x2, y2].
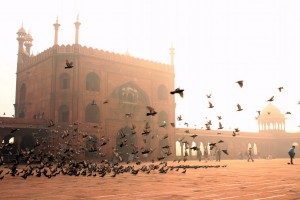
[53, 17, 60, 46]
[169, 45, 175, 66]
[74, 15, 81, 44]
[16, 24, 27, 68]
[24, 32, 33, 55]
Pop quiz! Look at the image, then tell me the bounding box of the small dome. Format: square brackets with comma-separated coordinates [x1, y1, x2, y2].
[25, 33, 33, 41]
[261, 103, 281, 115]
[17, 26, 26, 35]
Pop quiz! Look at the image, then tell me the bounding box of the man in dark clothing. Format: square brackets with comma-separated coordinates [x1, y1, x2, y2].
[288, 145, 296, 165]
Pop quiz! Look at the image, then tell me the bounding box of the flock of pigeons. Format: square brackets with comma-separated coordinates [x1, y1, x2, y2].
[0, 61, 293, 180]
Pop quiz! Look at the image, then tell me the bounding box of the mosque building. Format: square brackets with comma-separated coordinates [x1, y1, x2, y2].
[1, 17, 175, 161]
[0, 18, 299, 162]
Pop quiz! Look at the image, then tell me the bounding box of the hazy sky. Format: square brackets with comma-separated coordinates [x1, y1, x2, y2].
[0, 0, 300, 133]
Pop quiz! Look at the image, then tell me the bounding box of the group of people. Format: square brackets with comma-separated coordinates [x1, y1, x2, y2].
[197, 144, 297, 164]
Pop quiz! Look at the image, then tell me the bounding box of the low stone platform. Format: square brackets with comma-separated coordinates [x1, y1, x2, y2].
[1, 159, 299, 200]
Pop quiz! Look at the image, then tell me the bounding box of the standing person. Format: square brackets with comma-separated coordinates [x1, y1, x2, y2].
[216, 147, 221, 162]
[248, 147, 254, 162]
[197, 148, 202, 162]
[288, 145, 296, 165]
[204, 146, 209, 162]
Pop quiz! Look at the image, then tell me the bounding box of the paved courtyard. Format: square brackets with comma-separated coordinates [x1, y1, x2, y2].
[1, 159, 300, 200]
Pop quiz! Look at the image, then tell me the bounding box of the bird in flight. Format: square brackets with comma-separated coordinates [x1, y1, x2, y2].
[206, 93, 212, 98]
[65, 59, 74, 69]
[170, 88, 184, 98]
[236, 80, 243, 88]
[146, 106, 157, 116]
[218, 122, 224, 129]
[267, 96, 274, 102]
[208, 101, 214, 108]
[236, 104, 243, 111]
[278, 87, 284, 92]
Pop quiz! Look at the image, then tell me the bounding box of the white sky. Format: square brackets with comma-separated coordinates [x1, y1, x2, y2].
[0, 0, 300, 133]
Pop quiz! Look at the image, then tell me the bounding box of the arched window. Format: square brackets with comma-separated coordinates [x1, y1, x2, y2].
[176, 141, 182, 156]
[86, 72, 100, 91]
[20, 83, 26, 101]
[85, 104, 100, 123]
[158, 111, 168, 126]
[60, 73, 70, 89]
[157, 84, 168, 100]
[59, 105, 69, 123]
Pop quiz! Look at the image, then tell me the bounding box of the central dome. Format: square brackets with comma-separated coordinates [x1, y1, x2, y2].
[261, 103, 281, 115]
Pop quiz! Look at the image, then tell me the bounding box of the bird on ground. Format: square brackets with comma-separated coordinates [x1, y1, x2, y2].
[170, 122, 175, 127]
[218, 140, 224, 143]
[236, 80, 243, 88]
[236, 104, 243, 111]
[170, 88, 184, 98]
[267, 96, 274, 102]
[65, 59, 74, 69]
[146, 106, 157, 116]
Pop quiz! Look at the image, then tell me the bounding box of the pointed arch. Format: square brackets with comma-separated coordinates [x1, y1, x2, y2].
[176, 141, 181, 156]
[191, 141, 197, 156]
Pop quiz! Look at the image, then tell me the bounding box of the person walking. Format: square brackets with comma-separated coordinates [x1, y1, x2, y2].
[288, 145, 296, 165]
[248, 147, 254, 162]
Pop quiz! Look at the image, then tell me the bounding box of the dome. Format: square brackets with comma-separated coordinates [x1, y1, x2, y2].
[261, 103, 281, 115]
[25, 33, 33, 41]
[17, 26, 26, 35]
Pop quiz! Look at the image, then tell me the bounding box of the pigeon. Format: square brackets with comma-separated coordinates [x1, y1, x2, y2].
[208, 101, 214, 108]
[285, 111, 292, 115]
[177, 115, 183, 121]
[236, 80, 243, 88]
[278, 87, 284, 92]
[103, 99, 109, 104]
[222, 150, 229, 155]
[206, 94, 212, 98]
[190, 134, 198, 139]
[267, 96, 274, 102]
[146, 106, 157, 116]
[236, 104, 243, 111]
[170, 88, 184, 98]
[218, 122, 224, 129]
[65, 59, 74, 69]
